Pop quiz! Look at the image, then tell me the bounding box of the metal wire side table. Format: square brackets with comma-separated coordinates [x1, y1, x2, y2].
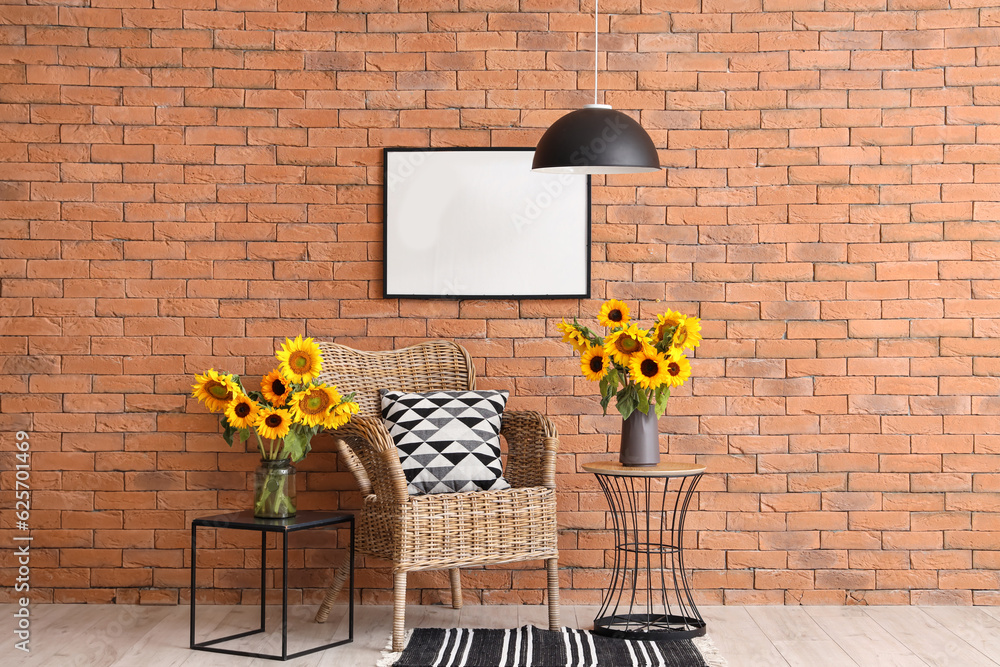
[582, 460, 706, 640]
[190, 510, 354, 661]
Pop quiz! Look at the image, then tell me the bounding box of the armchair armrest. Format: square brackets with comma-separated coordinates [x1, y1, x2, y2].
[501, 410, 558, 489]
[333, 415, 410, 505]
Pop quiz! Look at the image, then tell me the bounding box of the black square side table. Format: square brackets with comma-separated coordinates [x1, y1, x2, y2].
[190, 510, 354, 661]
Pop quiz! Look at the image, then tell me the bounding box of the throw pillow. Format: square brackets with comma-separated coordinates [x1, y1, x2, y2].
[380, 389, 511, 495]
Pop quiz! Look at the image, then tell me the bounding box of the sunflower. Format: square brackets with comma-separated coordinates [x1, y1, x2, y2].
[652, 310, 686, 346]
[629, 346, 670, 391]
[289, 384, 341, 428]
[225, 394, 259, 430]
[580, 344, 610, 382]
[557, 320, 590, 354]
[256, 406, 293, 440]
[663, 349, 692, 388]
[672, 316, 703, 351]
[260, 369, 291, 406]
[597, 299, 630, 328]
[276, 335, 323, 384]
[191, 369, 239, 413]
[604, 323, 650, 365]
[333, 399, 359, 418]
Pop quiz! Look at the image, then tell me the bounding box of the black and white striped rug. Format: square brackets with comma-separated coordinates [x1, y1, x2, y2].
[382, 625, 723, 667]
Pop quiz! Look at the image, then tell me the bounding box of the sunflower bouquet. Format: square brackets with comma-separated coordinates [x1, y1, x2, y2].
[192, 336, 359, 461]
[558, 299, 701, 421]
[192, 336, 359, 516]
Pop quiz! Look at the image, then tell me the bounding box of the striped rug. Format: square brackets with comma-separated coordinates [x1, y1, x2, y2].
[383, 625, 719, 667]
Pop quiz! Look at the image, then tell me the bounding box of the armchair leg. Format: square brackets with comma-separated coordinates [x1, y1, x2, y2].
[393, 571, 408, 652]
[314, 555, 351, 623]
[449, 568, 463, 609]
[546, 557, 560, 630]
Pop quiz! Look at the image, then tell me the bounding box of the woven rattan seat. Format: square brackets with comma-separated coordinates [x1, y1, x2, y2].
[313, 340, 560, 651]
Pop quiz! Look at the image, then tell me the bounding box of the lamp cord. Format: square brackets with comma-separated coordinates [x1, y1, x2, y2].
[594, 0, 599, 105]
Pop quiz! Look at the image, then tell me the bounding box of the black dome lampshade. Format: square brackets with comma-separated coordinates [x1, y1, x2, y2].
[530, 0, 661, 175]
[532, 104, 661, 174]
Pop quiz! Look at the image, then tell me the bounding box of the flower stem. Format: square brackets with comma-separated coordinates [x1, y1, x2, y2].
[252, 429, 266, 459]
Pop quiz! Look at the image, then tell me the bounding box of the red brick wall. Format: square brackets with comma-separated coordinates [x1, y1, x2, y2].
[2, 0, 999, 607]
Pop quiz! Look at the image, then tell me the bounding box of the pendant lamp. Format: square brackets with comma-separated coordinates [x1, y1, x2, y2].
[532, 0, 660, 174]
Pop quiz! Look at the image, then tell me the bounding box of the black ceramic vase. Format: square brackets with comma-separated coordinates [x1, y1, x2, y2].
[619, 408, 661, 467]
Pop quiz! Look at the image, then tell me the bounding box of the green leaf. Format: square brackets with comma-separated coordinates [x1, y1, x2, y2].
[615, 386, 637, 420]
[601, 367, 619, 396]
[654, 385, 671, 418]
[280, 425, 313, 463]
[600, 391, 613, 415]
[637, 387, 650, 415]
[221, 417, 237, 448]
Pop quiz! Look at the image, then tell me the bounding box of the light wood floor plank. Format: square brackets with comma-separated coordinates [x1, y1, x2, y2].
[517, 603, 551, 628]
[9, 604, 105, 666]
[749, 605, 832, 643]
[770, 639, 860, 667]
[865, 606, 1000, 667]
[803, 606, 926, 667]
[700, 606, 790, 667]
[921, 606, 1000, 666]
[313, 604, 391, 667]
[981, 607, 1000, 623]
[459, 604, 512, 629]
[48, 605, 174, 667]
[112, 604, 230, 667]
[572, 605, 601, 630]
[750, 606, 861, 667]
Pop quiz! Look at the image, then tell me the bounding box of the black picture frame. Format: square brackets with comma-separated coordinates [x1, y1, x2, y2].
[383, 147, 591, 300]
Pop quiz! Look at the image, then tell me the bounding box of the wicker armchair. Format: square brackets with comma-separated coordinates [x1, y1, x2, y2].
[312, 340, 560, 650]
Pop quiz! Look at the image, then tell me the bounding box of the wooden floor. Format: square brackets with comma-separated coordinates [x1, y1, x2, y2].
[5, 603, 1000, 666]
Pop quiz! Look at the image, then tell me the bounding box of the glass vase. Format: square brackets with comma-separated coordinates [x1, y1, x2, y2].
[619, 408, 661, 467]
[254, 458, 297, 519]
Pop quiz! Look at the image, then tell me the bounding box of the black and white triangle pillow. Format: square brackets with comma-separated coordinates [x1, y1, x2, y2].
[380, 389, 511, 495]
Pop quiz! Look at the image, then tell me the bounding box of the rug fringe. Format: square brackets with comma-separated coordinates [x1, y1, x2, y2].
[693, 634, 728, 667]
[378, 628, 413, 667]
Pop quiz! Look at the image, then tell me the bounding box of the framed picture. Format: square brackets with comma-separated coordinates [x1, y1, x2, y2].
[383, 147, 591, 299]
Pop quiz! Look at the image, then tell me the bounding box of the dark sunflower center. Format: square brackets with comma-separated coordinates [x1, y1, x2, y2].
[270, 378, 286, 395]
[616, 336, 640, 354]
[303, 391, 329, 413]
[265, 414, 283, 427]
[667, 362, 680, 376]
[589, 356, 604, 373]
[640, 359, 659, 378]
[208, 383, 230, 399]
[609, 309, 623, 322]
[234, 402, 251, 417]
[659, 320, 678, 340]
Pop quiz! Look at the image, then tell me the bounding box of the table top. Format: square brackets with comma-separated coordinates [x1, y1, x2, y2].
[582, 460, 706, 478]
[192, 510, 353, 532]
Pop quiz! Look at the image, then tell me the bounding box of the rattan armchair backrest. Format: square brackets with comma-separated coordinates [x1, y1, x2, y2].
[315, 340, 476, 417]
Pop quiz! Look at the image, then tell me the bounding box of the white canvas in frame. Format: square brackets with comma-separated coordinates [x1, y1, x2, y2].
[383, 148, 590, 299]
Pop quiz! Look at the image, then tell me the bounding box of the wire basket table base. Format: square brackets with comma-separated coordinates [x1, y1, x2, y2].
[586, 462, 706, 641]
